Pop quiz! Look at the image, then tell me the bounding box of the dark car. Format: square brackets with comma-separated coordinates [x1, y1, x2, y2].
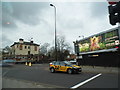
[2, 59, 16, 63]
[0, 60, 15, 67]
[49, 61, 82, 74]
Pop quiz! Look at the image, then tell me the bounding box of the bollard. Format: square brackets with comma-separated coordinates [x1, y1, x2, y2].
[25, 62, 28, 65]
[29, 62, 32, 66]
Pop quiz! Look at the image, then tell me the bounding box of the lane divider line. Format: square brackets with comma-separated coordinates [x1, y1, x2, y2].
[70, 73, 102, 89]
[2, 71, 9, 77]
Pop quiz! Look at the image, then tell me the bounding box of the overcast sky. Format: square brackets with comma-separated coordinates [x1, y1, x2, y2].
[1, 0, 117, 52]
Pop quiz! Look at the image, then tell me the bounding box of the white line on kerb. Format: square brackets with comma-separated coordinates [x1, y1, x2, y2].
[70, 73, 102, 89]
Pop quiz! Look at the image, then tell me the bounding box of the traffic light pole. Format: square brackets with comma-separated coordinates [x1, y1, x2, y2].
[118, 23, 120, 39]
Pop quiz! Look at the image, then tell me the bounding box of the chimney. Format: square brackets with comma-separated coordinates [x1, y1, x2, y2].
[31, 41, 33, 43]
[19, 38, 24, 43]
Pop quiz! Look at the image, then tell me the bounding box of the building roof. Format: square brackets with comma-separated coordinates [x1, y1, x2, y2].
[11, 42, 39, 47]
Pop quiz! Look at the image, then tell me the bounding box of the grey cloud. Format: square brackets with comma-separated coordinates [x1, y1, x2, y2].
[58, 17, 84, 30]
[90, 2, 108, 19]
[65, 19, 83, 29]
[2, 2, 49, 28]
[2, 13, 17, 28]
[2, 34, 13, 47]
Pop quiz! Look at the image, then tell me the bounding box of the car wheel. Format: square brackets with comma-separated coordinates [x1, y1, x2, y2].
[67, 69, 73, 74]
[50, 68, 55, 73]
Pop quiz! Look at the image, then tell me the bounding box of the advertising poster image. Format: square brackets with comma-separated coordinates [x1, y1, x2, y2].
[79, 29, 119, 53]
[90, 36, 101, 51]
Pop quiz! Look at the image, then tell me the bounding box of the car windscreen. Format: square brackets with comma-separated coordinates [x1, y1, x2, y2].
[63, 61, 73, 65]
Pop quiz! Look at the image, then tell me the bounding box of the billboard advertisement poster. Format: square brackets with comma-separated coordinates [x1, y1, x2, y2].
[79, 29, 119, 53]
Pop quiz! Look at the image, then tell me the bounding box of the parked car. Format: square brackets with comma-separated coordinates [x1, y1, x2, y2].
[2, 59, 16, 63]
[0, 60, 15, 67]
[69, 59, 77, 65]
[49, 61, 82, 74]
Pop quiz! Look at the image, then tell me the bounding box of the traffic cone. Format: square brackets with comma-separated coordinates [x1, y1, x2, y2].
[25, 62, 28, 65]
[29, 62, 32, 66]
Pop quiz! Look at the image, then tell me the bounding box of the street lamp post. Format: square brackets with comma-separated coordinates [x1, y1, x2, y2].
[50, 4, 57, 61]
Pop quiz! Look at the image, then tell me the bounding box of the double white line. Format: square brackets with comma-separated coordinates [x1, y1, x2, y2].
[70, 73, 102, 89]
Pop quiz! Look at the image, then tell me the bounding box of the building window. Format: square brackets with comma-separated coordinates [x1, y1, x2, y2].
[19, 44, 22, 50]
[34, 46, 37, 51]
[28, 51, 30, 55]
[25, 46, 27, 49]
[28, 46, 30, 49]
[17, 45, 19, 48]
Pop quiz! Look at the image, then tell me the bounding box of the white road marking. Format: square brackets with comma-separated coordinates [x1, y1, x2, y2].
[70, 73, 102, 89]
[2, 71, 8, 76]
[2, 71, 9, 76]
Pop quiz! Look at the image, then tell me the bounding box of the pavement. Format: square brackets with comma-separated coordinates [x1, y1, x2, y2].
[2, 77, 60, 88]
[81, 65, 119, 74]
[1, 64, 119, 88]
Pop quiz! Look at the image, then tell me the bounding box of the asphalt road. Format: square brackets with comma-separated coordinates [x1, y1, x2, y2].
[2, 64, 119, 89]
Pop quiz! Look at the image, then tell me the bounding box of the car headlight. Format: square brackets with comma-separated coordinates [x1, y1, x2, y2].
[73, 67, 77, 69]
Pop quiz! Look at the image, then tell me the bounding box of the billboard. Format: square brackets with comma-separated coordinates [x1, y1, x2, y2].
[78, 29, 120, 53]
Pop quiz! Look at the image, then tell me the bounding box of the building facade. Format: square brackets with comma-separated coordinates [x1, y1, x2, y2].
[11, 39, 40, 62]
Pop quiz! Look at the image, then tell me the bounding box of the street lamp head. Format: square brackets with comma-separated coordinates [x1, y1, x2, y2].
[50, 4, 54, 6]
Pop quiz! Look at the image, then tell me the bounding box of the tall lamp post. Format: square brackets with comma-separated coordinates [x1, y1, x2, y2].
[50, 4, 57, 61]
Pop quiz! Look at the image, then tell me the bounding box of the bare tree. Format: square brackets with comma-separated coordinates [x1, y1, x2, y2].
[2, 46, 12, 59]
[57, 35, 71, 53]
[2, 46, 12, 54]
[39, 36, 72, 61]
[40, 43, 50, 55]
[48, 35, 72, 61]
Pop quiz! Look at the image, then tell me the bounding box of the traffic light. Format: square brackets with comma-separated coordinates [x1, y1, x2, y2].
[77, 53, 79, 56]
[108, 1, 120, 25]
